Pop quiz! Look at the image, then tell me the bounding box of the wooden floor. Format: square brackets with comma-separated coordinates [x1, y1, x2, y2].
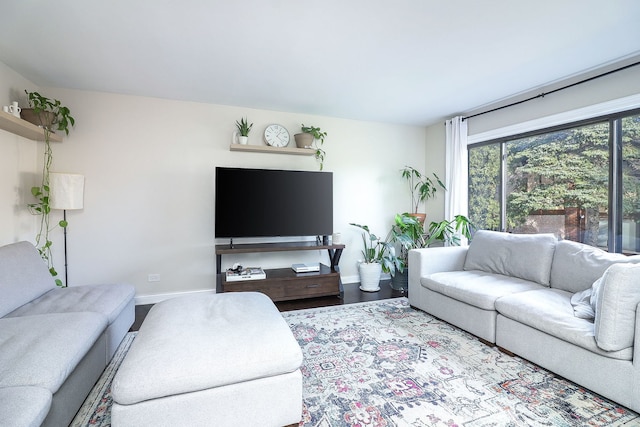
[130, 280, 406, 332]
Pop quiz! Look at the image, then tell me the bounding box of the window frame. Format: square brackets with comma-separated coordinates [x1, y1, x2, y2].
[468, 107, 640, 253]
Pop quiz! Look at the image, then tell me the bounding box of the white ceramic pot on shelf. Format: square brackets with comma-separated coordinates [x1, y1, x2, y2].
[232, 131, 249, 145]
[358, 261, 381, 292]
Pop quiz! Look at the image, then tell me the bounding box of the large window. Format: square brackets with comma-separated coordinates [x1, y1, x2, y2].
[468, 110, 640, 254]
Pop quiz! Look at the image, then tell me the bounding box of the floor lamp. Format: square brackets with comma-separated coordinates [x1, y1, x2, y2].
[49, 173, 85, 287]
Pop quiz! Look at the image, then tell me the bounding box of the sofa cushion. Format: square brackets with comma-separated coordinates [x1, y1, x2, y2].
[0, 312, 107, 392]
[463, 230, 557, 286]
[0, 241, 55, 317]
[424, 270, 545, 311]
[0, 386, 52, 427]
[496, 288, 632, 360]
[549, 240, 637, 293]
[6, 283, 135, 323]
[594, 263, 640, 352]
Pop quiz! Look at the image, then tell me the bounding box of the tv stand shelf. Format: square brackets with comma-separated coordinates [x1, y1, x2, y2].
[215, 241, 345, 302]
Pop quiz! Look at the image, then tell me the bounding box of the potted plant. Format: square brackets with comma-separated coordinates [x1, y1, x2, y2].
[24, 90, 75, 286]
[384, 213, 426, 291]
[350, 223, 395, 292]
[400, 165, 446, 223]
[295, 124, 327, 170]
[424, 215, 475, 247]
[234, 117, 253, 145]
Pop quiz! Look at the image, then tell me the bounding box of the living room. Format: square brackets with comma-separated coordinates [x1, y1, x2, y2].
[1, 3, 638, 305]
[2, 2, 640, 426]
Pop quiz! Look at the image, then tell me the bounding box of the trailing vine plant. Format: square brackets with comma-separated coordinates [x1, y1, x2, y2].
[301, 124, 327, 170]
[25, 90, 75, 286]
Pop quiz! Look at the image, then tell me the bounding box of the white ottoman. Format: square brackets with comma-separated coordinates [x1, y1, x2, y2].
[111, 292, 303, 427]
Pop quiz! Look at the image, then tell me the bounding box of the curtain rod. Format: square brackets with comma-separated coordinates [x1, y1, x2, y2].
[460, 60, 640, 122]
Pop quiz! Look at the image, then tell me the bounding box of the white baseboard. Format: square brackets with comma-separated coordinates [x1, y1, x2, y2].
[341, 274, 359, 284]
[135, 288, 215, 305]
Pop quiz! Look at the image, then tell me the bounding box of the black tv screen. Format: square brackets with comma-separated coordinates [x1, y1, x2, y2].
[215, 167, 333, 239]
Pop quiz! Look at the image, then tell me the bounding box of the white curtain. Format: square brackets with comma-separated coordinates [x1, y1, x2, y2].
[445, 116, 468, 221]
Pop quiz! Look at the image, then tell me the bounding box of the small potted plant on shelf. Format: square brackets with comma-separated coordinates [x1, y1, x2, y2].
[295, 124, 327, 170]
[22, 90, 75, 134]
[400, 165, 446, 223]
[24, 90, 75, 287]
[234, 117, 253, 145]
[350, 222, 396, 292]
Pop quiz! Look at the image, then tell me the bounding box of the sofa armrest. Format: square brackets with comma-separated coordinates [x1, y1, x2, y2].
[633, 301, 640, 368]
[408, 247, 468, 297]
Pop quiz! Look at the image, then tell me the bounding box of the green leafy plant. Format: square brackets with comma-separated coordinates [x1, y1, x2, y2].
[25, 90, 75, 286]
[400, 166, 446, 214]
[424, 215, 475, 247]
[235, 117, 253, 137]
[24, 90, 75, 134]
[349, 223, 387, 263]
[349, 222, 400, 276]
[301, 124, 327, 170]
[383, 213, 426, 276]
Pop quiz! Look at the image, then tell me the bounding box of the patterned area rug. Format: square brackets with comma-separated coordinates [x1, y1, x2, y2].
[72, 298, 638, 426]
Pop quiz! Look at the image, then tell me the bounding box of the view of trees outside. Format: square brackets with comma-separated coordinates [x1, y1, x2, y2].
[468, 144, 500, 231]
[506, 122, 609, 246]
[622, 115, 640, 252]
[468, 112, 640, 254]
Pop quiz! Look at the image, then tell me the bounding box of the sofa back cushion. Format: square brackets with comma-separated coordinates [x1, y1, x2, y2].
[463, 230, 557, 286]
[594, 263, 640, 352]
[0, 241, 55, 317]
[549, 240, 633, 293]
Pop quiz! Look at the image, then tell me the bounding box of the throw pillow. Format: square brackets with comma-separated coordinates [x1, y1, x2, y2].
[594, 263, 640, 352]
[570, 287, 595, 321]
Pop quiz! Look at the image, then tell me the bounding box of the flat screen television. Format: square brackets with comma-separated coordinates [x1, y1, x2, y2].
[215, 167, 333, 239]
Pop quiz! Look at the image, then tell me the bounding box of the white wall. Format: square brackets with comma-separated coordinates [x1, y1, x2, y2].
[465, 65, 640, 137]
[0, 62, 39, 244]
[4, 85, 426, 302]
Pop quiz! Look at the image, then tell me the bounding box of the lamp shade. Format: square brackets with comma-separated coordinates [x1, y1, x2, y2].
[49, 173, 85, 210]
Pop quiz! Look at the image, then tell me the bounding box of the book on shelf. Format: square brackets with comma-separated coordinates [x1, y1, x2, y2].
[225, 267, 266, 282]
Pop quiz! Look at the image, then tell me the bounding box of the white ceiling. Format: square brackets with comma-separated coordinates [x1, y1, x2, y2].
[1, 0, 639, 126]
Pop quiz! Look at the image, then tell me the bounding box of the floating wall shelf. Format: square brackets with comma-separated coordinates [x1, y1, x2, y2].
[229, 143, 314, 156]
[0, 111, 62, 142]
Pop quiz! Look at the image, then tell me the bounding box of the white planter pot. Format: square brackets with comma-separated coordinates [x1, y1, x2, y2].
[358, 262, 381, 292]
[233, 131, 249, 145]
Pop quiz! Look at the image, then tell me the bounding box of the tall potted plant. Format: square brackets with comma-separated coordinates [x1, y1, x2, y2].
[400, 166, 446, 223]
[24, 90, 75, 286]
[350, 223, 395, 292]
[384, 213, 426, 290]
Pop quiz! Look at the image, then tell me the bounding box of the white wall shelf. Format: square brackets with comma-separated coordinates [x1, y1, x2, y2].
[0, 111, 62, 142]
[229, 143, 314, 156]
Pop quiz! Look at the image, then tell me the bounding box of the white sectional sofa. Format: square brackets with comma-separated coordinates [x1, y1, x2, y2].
[408, 230, 640, 412]
[0, 241, 135, 427]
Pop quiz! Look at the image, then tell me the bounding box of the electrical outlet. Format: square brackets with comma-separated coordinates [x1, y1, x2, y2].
[148, 273, 161, 282]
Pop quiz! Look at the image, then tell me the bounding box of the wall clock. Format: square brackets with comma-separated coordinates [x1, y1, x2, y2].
[263, 124, 290, 147]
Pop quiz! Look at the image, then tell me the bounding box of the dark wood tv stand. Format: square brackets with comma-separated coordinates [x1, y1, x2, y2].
[215, 241, 345, 302]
